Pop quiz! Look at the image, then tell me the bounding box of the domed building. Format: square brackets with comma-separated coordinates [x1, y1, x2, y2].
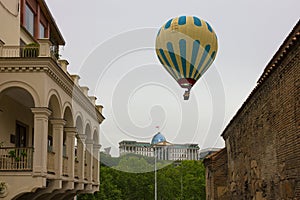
[119, 132, 199, 160]
[151, 132, 167, 145]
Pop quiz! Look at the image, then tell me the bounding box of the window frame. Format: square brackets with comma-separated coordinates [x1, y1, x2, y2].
[24, 3, 35, 36]
[39, 21, 45, 38]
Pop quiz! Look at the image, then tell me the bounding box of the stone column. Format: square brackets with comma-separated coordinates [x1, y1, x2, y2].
[64, 127, 77, 179]
[37, 38, 52, 57]
[93, 144, 101, 185]
[31, 107, 51, 177]
[50, 119, 66, 179]
[85, 139, 94, 183]
[77, 134, 86, 183]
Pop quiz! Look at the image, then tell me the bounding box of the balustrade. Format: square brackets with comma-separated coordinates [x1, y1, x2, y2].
[0, 147, 33, 171]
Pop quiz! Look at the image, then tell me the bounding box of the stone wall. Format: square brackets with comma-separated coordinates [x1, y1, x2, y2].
[204, 148, 229, 200]
[205, 21, 300, 200]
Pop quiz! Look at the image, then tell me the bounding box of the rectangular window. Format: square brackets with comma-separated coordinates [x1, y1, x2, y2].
[25, 4, 34, 36]
[39, 22, 45, 38]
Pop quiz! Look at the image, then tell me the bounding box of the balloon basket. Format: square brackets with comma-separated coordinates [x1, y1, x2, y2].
[183, 90, 190, 100]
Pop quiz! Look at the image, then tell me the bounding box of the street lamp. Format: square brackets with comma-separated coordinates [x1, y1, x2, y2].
[150, 132, 171, 200]
[154, 146, 157, 200]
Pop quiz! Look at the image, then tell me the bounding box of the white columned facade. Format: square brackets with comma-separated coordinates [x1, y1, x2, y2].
[50, 119, 66, 179]
[31, 107, 52, 177]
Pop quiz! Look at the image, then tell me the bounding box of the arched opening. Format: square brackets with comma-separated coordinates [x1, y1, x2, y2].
[75, 116, 83, 159]
[47, 95, 61, 153]
[74, 116, 83, 179]
[62, 106, 73, 176]
[75, 115, 83, 134]
[93, 129, 99, 145]
[0, 87, 35, 171]
[84, 123, 92, 181]
[63, 106, 73, 157]
[85, 123, 91, 141]
[47, 94, 62, 175]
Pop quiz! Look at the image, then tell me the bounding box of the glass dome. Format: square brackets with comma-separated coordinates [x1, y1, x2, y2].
[151, 132, 166, 145]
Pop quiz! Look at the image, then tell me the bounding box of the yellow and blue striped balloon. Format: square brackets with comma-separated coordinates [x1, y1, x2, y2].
[156, 16, 218, 92]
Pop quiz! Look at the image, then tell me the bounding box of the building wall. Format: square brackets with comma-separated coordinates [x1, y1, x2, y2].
[0, 94, 34, 147]
[0, 0, 20, 45]
[218, 27, 300, 199]
[119, 141, 199, 160]
[204, 148, 229, 200]
[0, 58, 103, 200]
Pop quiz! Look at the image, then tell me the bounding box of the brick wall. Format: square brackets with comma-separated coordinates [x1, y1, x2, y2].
[205, 22, 300, 200]
[204, 148, 229, 200]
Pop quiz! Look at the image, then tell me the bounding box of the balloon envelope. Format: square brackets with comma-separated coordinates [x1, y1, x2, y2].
[155, 16, 218, 90]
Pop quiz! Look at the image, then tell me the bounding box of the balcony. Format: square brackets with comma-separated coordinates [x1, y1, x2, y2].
[0, 39, 58, 59]
[1, 45, 39, 58]
[0, 147, 33, 171]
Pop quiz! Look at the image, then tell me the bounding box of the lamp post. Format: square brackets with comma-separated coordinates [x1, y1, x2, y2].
[154, 146, 157, 200]
[151, 131, 170, 200]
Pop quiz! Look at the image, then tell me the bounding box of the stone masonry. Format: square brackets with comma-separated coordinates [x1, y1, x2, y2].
[204, 20, 300, 200]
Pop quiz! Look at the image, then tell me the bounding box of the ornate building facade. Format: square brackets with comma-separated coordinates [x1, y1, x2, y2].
[0, 0, 105, 199]
[204, 21, 300, 199]
[119, 132, 199, 161]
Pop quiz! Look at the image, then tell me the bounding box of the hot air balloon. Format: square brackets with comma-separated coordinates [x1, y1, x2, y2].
[155, 16, 218, 100]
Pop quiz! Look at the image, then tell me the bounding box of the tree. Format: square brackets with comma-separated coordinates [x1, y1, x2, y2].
[78, 157, 206, 200]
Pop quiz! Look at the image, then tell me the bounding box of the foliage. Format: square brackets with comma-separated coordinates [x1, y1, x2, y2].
[22, 43, 39, 57]
[8, 150, 16, 158]
[8, 150, 27, 162]
[78, 155, 206, 200]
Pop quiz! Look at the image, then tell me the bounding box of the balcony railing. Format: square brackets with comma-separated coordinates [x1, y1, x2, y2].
[0, 147, 33, 171]
[0, 41, 58, 60]
[1, 46, 39, 58]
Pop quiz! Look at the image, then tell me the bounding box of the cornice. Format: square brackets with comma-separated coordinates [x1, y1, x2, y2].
[0, 57, 105, 123]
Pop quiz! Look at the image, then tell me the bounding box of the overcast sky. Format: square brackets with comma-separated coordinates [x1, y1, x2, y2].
[45, 0, 299, 156]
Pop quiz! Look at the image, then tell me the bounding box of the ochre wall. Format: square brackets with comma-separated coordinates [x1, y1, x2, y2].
[227, 35, 300, 200]
[0, 0, 20, 45]
[205, 25, 300, 200]
[204, 148, 229, 200]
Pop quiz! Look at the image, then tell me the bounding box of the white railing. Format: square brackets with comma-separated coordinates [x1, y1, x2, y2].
[1, 46, 39, 58]
[0, 43, 58, 59]
[0, 147, 33, 171]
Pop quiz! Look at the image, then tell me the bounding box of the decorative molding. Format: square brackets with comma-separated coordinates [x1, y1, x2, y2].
[0, 182, 8, 198]
[0, 0, 19, 17]
[0, 58, 105, 123]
